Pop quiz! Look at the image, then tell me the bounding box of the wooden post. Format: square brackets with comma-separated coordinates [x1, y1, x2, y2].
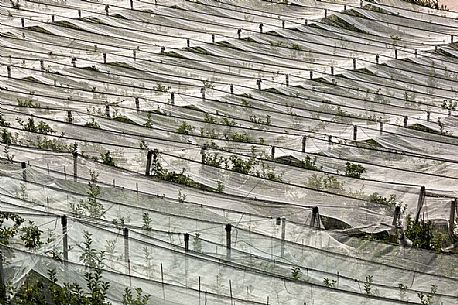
[344, 4, 347, 10]
[123, 227, 129, 264]
[21, 18, 24, 28]
[353, 58, 357, 70]
[184, 233, 190, 252]
[414, 49, 418, 57]
[105, 4, 109, 16]
[78, 9, 82, 18]
[133, 49, 137, 61]
[145, 150, 153, 176]
[280, 217, 286, 257]
[62, 215, 68, 261]
[392, 205, 401, 227]
[187, 38, 190, 48]
[271, 146, 275, 160]
[71, 57, 76, 68]
[67, 110, 73, 124]
[415, 186, 426, 223]
[379, 121, 383, 134]
[225, 224, 232, 259]
[376, 54, 379, 64]
[135, 97, 140, 112]
[237, 29, 241, 39]
[301, 135, 306, 152]
[309, 71, 313, 80]
[310, 206, 320, 228]
[201, 144, 208, 164]
[328, 135, 332, 145]
[72, 151, 78, 181]
[21, 162, 27, 181]
[285, 74, 289, 86]
[353, 125, 357, 141]
[394, 49, 398, 59]
[51, 14, 55, 22]
[259, 23, 263, 33]
[403, 116, 408, 128]
[331, 66, 334, 76]
[449, 199, 457, 240]
[304, 19, 308, 25]
[103, 52, 107, 64]
[201, 87, 206, 101]
[6, 66, 11, 78]
[130, 0, 133, 10]
[105, 104, 110, 118]
[229, 280, 233, 304]
[170, 92, 175, 105]
[230, 84, 234, 94]
[161, 46, 165, 54]
[0, 249, 6, 303]
[282, 20, 285, 29]
[427, 111, 430, 121]
[452, 35, 454, 43]
[198, 276, 201, 305]
[257, 79, 261, 90]
[160, 263, 165, 299]
[211, 34, 215, 43]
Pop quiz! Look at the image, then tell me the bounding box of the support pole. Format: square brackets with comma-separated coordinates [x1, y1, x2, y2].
[40, 59, 45, 71]
[201, 87, 206, 101]
[133, 49, 137, 61]
[211, 34, 215, 43]
[237, 29, 241, 39]
[392, 205, 401, 227]
[225, 224, 232, 259]
[105, 4, 109, 16]
[67, 110, 73, 124]
[257, 79, 261, 90]
[271, 146, 275, 160]
[328, 135, 332, 145]
[310, 206, 320, 228]
[230, 84, 234, 94]
[201, 144, 208, 164]
[71, 57, 76, 68]
[171, 92, 175, 105]
[130, 0, 133, 10]
[135, 97, 140, 112]
[187, 38, 190, 48]
[259, 23, 263, 33]
[62, 215, 68, 261]
[415, 186, 426, 223]
[379, 121, 383, 134]
[285, 74, 289, 86]
[21, 162, 27, 181]
[449, 199, 457, 240]
[6, 66, 11, 78]
[394, 49, 398, 59]
[324, 8, 327, 18]
[103, 52, 107, 64]
[427, 111, 430, 121]
[282, 20, 285, 29]
[301, 135, 307, 152]
[145, 150, 153, 176]
[353, 125, 357, 141]
[72, 151, 78, 182]
[161, 46, 165, 54]
[21, 18, 24, 28]
[123, 227, 129, 265]
[414, 49, 418, 57]
[309, 71, 313, 80]
[376, 54, 379, 64]
[105, 104, 110, 118]
[280, 217, 286, 258]
[403, 116, 408, 128]
[0, 250, 6, 304]
[353, 58, 357, 70]
[78, 9, 82, 18]
[184, 233, 190, 252]
[331, 66, 334, 76]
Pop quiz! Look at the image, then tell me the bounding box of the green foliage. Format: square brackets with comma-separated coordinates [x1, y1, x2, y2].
[368, 193, 397, 207]
[0, 212, 25, 245]
[345, 162, 366, 179]
[192, 233, 202, 252]
[221, 117, 236, 127]
[144, 111, 153, 128]
[20, 221, 43, 249]
[36, 137, 71, 152]
[323, 278, 336, 288]
[17, 98, 40, 108]
[84, 118, 101, 129]
[364, 275, 373, 295]
[441, 100, 457, 111]
[417, 285, 437, 305]
[1, 128, 13, 144]
[71, 170, 104, 218]
[202, 79, 214, 89]
[100, 151, 115, 166]
[153, 83, 169, 92]
[229, 155, 257, 175]
[204, 153, 227, 168]
[291, 266, 301, 280]
[249, 115, 271, 126]
[301, 155, 320, 171]
[122, 288, 150, 305]
[142, 213, 152, 231]
[405, 215, 433, 250]
[306, 174, 344, 192]
[178, 190, 186, 203]
[18, 118, 54, 135]
[398, 283, 407, 301]
[291, 43, 301, 50]
[216, 181, 224, 193]
[226, 132, 253, 143]
[401, 0, 437, 9]
[0, 113, 10, 127]
[204, 113, 217, 124]
[177, 121, 193, 134]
